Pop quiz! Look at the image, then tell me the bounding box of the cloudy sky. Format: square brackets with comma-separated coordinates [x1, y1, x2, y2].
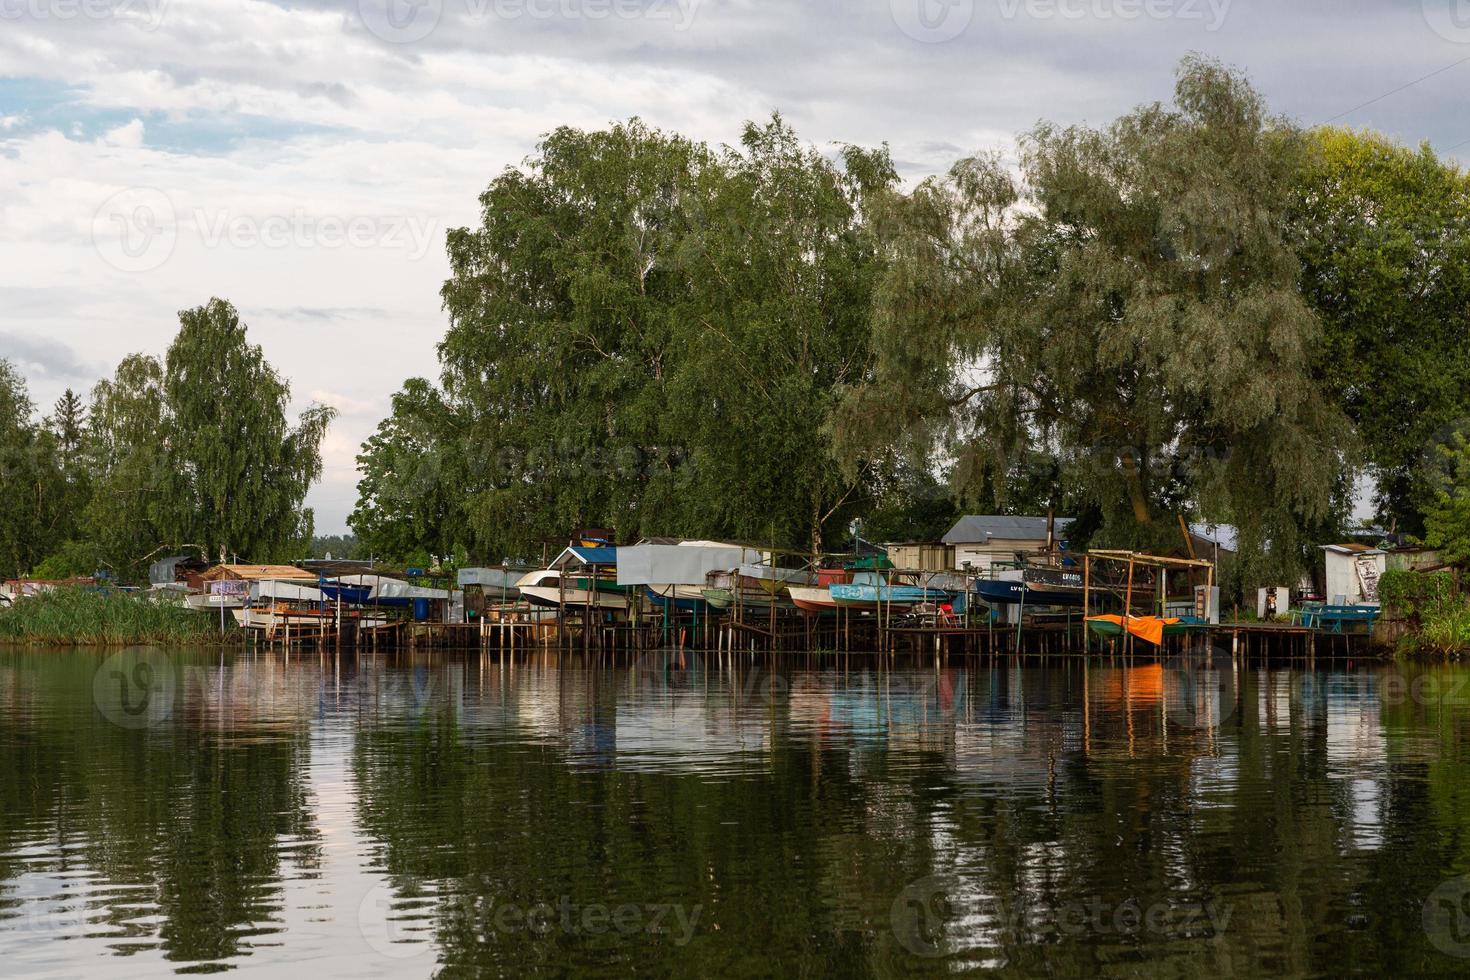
[2, 0, 1467, 532]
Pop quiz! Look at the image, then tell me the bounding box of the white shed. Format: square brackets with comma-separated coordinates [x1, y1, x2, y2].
[1321, 544, 1385, 605]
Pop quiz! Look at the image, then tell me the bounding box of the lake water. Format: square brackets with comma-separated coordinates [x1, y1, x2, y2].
[2, 647, 1470, 976]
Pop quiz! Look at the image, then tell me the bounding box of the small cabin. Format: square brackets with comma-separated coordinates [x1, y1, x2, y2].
[885, 542, 955, 573]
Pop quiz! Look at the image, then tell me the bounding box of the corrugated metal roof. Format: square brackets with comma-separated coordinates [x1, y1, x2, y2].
[943, 515, 1073, 545]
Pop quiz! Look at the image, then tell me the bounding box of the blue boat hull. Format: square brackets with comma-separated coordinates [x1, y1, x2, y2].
[972, 579, 1084, 607]
[829, 584, 955, 607]
[319, 583, 371, 604]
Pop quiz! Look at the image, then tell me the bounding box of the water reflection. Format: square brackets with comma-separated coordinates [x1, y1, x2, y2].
[0, 649, 1468, 975]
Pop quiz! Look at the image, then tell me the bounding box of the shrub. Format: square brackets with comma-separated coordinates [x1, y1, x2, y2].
[1378, 569, 1457, 621]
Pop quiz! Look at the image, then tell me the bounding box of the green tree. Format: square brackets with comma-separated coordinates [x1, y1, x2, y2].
[0, 360, 70, 577]
[430, 117, 893, 559]
[837, 56, 1354, 585]
[81, 353, 172, 579]
[160, 299, 335, 562]
[667, 118, 895, 556]
[1422, 429, 1470, 566]
[350, 378, 468, 562]
[1294, 127, 1470, 536]
[439, 120, 709, 555]
[47, 388, 86, 460]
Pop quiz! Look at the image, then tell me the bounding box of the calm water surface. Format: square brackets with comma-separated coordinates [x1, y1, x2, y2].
[2, 647, 1470, 976]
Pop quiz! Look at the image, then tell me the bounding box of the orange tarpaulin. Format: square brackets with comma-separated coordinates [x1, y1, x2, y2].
[1088, 614, 1180, 647]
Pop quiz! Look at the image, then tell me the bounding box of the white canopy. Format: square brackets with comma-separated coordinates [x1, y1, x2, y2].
[617, 544, 763, 586]
[252, 580, 324, 602]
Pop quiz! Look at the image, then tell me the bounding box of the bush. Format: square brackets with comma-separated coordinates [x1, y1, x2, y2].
[0, 588, 228, 646]
[1378, 569, 1458, 621]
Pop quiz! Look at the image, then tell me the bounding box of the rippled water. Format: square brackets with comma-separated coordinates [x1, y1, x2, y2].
[2, 647, 1470, 976]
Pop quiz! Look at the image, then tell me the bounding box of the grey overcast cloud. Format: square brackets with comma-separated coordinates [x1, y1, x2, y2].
[3, 0, 1466, 531]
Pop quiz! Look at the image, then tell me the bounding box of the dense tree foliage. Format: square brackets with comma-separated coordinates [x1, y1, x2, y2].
[0, 361, 71, 577]
[835, 57, 1356, 584]
[1294, 128, 1470, 536]
[161, 299, 335, 562]
[356, 116, 896, 561]
[9, 58, 1470, 587]
[5, 301, 335, 582]
[350, 378, 468, 563]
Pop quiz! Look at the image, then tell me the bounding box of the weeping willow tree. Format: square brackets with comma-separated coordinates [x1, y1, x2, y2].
[837, 56, 1354, 585]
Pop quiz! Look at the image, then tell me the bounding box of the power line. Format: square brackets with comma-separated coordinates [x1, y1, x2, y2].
[1320, 55, 1470, 125]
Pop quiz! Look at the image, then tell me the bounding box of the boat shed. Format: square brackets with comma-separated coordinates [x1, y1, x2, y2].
[943, 515, 1073, 571]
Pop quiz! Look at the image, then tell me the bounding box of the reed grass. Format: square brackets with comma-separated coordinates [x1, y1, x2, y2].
[0, 588, 229, 646]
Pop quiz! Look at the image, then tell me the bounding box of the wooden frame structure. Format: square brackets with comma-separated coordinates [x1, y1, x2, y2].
[1083, 550, 1216, 636]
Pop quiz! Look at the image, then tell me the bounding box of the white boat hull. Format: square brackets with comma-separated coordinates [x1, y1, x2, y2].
[519, 586, 629, 611]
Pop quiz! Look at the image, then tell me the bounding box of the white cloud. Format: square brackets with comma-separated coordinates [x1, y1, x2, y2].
[100, 118, 145, 147]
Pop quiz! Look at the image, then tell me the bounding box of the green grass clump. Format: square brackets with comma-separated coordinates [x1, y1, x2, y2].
[0, 588, 229, 646]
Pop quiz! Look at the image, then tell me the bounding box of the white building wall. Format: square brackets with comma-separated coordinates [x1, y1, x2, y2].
[1324, 551, 1385, 605]
[952, 538, 1051, 572]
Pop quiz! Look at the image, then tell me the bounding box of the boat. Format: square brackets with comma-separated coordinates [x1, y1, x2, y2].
[829, 571, 956, 609]
[232, 604, 390, 633]
[319, 574, 457, 609]
[788, 586, 840, 613]
[1085, 614, 1206, 644]
[972, 565, 1085, 607]
[516, 570, 630, 611]
[644, 584, 709, 613]
[701, 569, 800, 610]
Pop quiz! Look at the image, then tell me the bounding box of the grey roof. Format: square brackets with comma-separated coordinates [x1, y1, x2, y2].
[1189, 523, 1238, 553]
[943, 515, 1073, 545]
